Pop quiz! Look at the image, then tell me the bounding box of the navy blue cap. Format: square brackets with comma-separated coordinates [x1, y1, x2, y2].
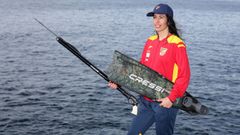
[146, 4, 173, 18]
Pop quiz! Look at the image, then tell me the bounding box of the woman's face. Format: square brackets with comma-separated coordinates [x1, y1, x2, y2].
[153, 14, 169, 33]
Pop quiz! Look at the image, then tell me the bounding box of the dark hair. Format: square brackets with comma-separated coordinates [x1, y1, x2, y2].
[167, 15, 181, 38]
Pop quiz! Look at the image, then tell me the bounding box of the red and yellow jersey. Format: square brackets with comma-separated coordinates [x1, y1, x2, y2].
[140, 34, 191, 102]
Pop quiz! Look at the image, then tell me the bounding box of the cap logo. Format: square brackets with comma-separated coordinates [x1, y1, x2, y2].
[155, 6, 160, 10]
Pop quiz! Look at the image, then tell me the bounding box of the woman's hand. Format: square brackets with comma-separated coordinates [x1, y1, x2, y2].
[108, 82, 118, 89]
[157, 97, 173, 108]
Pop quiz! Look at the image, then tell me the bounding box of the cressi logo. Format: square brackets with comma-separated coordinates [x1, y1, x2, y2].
[129, 73, 169, 94]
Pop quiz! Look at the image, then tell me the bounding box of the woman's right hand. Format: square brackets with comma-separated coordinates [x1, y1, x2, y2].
[108, 82, 118, 89]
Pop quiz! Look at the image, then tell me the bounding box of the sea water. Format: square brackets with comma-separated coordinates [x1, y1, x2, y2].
[0, 0, 240, 134]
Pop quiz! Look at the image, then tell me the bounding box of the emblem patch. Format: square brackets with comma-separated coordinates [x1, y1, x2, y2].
[160, 47, 168, 56]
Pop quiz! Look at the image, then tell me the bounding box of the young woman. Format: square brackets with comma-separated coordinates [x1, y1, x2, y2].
[108, 3, 190, 135]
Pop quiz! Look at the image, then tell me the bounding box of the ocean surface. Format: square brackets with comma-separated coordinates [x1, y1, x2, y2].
[0, 0, 240, 134]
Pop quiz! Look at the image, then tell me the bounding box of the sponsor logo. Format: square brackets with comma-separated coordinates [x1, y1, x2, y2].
[146, 52, 150, 58]
[129, 73, 169, 94]
[160, 47, 168, 56]
[145, 50, 151, 61]
[148, 46, 152, 49]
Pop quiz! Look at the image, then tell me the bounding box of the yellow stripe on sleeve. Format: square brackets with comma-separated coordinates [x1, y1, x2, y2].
[172, 63, 178, 83]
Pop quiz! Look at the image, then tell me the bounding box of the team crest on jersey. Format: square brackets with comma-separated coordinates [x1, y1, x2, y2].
[160, 47, 168, 56]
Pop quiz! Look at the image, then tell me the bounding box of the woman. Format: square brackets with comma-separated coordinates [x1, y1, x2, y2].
[109, 3, 190, 135]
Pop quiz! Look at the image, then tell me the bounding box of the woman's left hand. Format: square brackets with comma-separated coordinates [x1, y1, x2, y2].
[157, 97, 173, 108]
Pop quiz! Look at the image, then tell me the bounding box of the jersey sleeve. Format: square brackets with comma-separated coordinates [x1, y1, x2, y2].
[168, 44, 191, 102]
[140, 39, 150, 64]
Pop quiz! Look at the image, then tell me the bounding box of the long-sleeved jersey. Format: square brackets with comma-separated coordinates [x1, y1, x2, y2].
[140, 34, 191, 102]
